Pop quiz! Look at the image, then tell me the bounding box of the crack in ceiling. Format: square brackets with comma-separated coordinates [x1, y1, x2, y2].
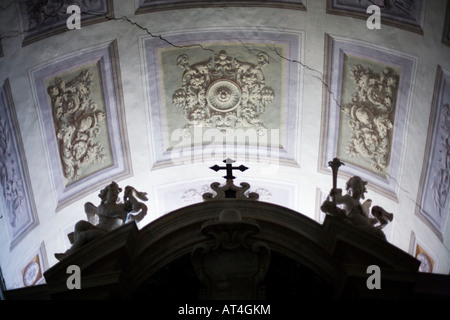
[0, 7, 439, 228]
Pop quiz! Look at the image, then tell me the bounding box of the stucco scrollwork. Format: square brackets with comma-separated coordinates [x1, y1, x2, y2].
[47, 70, 107, 183]
[0, 119, 25, 227]
[181, 184, 213, 204]
[431, 103, 450, 217]
[173, 50, 275, 131]
[341, 64, 399, 174]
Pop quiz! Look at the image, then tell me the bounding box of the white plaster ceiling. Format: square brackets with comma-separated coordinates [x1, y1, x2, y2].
[0, 0, 449, 290]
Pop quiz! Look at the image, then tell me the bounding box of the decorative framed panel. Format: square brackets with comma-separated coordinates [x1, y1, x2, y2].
[19, 242, 48, 287]
[409, 232, 437, 273]
[320, 34, 416, 199]
[136, 0, 306, 14]
[142, 29, 303, 167]
[17, 0, 114, 46]
[0, 79, 39, 250]
[326, 0, 426, 34]
[415, 66, 450, 240]
[31, 40, 131, 211]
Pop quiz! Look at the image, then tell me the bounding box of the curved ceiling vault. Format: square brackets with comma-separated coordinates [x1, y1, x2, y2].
[0, 0, 449, 290]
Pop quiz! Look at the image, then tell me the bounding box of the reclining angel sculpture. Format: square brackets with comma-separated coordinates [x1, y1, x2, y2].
[55, 181, 148, 261]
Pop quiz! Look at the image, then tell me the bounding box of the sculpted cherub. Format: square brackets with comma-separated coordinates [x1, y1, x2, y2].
[55, 181, 148, 261]
[321, 176, 393, 240]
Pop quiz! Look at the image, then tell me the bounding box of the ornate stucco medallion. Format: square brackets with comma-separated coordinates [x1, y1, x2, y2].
[172, 50, 275, 131]
[206, 79, 242, 112]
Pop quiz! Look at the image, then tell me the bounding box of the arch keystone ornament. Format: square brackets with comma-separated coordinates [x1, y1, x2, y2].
[191, 208, 271, 300]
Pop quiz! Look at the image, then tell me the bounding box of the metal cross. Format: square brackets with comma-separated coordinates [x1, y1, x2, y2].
[210, 158, 248, 180]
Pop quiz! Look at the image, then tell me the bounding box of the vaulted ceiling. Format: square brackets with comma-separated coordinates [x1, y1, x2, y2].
[0, 0, 449, 290]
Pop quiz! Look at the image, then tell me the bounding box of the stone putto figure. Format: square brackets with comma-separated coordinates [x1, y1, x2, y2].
[321, 175, 393, 240]
[54, 181, 148, 261]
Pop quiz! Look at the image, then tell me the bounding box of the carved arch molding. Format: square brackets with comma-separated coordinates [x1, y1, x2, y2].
[29, 199, 450, 301]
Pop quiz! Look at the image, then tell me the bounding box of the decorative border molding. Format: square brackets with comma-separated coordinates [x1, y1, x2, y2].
[0, 79, 39, 250]
[136, 0, 306, 14]
[326, 0, 425, 34]
[16, 0, 114, 46]
[142, 28, 303, 168]
[320, 34, 416, 201]
[415, 65, 450, 240]
[30, 40, 132, 211]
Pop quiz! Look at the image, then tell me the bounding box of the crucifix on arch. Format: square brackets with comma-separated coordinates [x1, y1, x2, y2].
[209, 158, 248, 180]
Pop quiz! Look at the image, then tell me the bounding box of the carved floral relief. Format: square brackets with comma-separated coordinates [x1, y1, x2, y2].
[0, 80, 38, 249]
[431, 103, 449, 218]
[181, 184, 272, 204]
[415, 66, 450, 238]
[172, 50, 275, 132]
[155, 42, 285, 154]
[322, 35, 416, 198]
[46, 63, 113, 186]
[32, 41, 130, 211]
[339, 63, 399, 175]
[0, 118, 26, 229]
[144, 31, 301, 164]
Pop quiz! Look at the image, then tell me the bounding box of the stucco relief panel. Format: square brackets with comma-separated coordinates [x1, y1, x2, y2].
[143, 30, 302, 166]
[416, 66, 450, 238]
[321, 35, 416, 198]
[172, 50, 275, 132]
[46, 63, 113, 185]
[31, 41, 131, 210]
[0, 80, 39, 249]
[337, 57, 400, 175]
